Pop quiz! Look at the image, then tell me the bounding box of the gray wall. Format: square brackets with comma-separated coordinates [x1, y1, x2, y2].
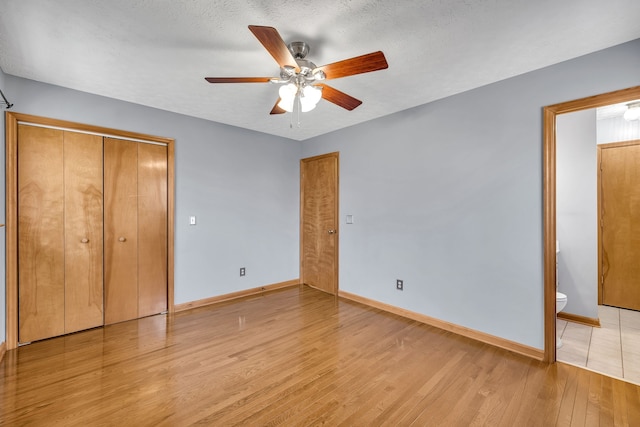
[2, 75, 302, 311]
[301, 39, 640, 349]
[557, 109, 598, 319]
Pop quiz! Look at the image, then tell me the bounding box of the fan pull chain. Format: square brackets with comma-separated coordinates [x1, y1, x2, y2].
[289, 94, 301, 128]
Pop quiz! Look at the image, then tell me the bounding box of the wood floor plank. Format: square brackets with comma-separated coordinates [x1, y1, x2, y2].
[600, 374, 616, 426]
[569, 368, 591, 426]
[557, 361, 582, 426]
[630, 381, 640, 425]
[541, 363, 572, 425]
[467, 353, 532, 426]
[612, 379, 630, 426]
[504, 360, 552, 426]
[439, 347, 506, 426]
[1, 285, 640, 426]
[584, 372, 602, 426]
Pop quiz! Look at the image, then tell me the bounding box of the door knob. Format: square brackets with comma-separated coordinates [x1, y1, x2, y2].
[118, 236, 126, 242]
[81, 238, 89, 243]
[327, 229, 336, 234]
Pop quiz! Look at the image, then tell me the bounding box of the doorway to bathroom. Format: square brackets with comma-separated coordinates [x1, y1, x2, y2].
[543, 85, 640, 369]
[555, 119, 640, 382]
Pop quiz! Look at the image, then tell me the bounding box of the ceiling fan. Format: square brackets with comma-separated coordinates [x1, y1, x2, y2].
[205, 25, 388, 115]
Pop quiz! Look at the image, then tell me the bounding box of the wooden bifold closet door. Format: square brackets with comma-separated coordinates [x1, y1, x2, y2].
[104, 138, 168, 324]
[18, 125, 104, 343]
[64, 132, 104, 333]
[17, 126, 168, 343]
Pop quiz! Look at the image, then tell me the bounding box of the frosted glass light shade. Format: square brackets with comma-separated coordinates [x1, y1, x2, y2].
[299, 85, 322, 112]
[278, 83, 297, 112]
[277, 83, 322, 113]
[304, 85, 322, 104]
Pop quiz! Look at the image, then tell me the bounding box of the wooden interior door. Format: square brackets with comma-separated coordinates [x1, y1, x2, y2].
[104, 137, 139, 324]
[601, 141, 640, 311]
[301, 152, 339, 295]
[64, 132, 104, 333]
[18, 125, 65, 342]
[137, 143, 168, 317]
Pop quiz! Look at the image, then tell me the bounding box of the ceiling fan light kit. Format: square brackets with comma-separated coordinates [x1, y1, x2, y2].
[275, 42, 325, 113]
[624, 101, 640, 121]
[205, 25, 388, 123]
[278, 83, 322, 113]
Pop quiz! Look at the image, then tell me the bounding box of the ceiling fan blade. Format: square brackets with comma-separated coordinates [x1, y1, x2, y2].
[270, 98, 286, 115]
[317, 51, 388, 80]
[205, 77, 272, 83]
[248, 25, 299, 71]
[318, 84, 363, 111]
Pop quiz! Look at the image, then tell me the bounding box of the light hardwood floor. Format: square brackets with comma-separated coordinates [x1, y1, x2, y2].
[1, 285, 639, 426]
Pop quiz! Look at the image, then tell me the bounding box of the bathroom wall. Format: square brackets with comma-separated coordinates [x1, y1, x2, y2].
[597, 115, 640, 144]
[556, 109, 598, 319]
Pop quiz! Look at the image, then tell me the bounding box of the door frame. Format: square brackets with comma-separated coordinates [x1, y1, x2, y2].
[300, 152, 340, 295]
[597, 139, 640, 306]
[542, 85, 640, 363]
[5, 112, 176, 350]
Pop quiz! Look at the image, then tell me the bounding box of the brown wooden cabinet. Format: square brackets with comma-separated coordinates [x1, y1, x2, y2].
[17, 126, 168, 343]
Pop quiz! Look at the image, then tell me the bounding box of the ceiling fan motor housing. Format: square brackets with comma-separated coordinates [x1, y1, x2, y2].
[288, 41, 309, 59]
[287, 42, 320, 78]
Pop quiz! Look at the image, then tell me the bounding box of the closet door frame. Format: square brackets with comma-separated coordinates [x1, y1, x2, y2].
[5, 112, 175, 350]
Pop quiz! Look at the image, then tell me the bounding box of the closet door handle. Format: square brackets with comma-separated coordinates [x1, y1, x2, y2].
[118, 236, 126, 242]
[81, 238, 89, 243]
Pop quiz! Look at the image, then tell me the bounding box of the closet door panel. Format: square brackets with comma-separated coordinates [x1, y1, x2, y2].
[64, 132, 104, 333]
[138, 143, 168, 317]
[104, 138, 139, 324]
[18, 125, 65, 342]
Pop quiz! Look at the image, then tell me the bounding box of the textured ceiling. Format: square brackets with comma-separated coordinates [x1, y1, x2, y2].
[1, 1, 640, 141]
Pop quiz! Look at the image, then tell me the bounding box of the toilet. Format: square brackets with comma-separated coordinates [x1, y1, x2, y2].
[556, 292, 568, 348]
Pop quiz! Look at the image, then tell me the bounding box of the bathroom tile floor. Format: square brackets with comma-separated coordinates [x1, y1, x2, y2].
[557, 305, 640, 385]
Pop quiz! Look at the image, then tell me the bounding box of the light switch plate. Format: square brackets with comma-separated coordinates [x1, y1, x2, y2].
[189, 215, 196, 225]
[346, 214, 354, 224]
